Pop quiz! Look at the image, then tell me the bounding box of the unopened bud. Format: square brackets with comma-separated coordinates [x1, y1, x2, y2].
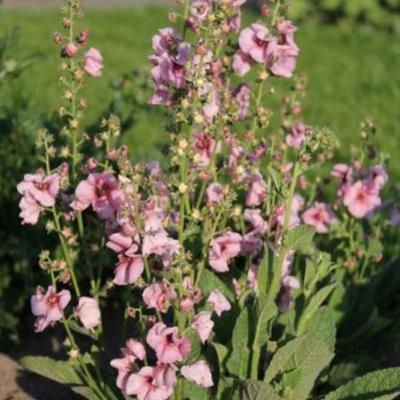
[53, 32, 63, 44]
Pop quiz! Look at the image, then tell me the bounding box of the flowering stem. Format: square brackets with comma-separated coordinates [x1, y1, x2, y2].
[271, 0, 282, 27]
[51, 208, 81, 298]
[269, 162, 300, 302]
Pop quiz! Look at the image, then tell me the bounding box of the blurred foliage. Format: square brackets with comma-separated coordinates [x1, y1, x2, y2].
[290, 0, 400, 32]
[0, 27, 48, 347]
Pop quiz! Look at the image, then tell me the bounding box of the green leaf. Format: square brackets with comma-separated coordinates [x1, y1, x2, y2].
[20, 356, 83, 386]
[282, 336, 334, 399]
[304, 307, 336, 352]
[264, 335, 309, 384]
[217, 377, 240, 400]
[199, 268, 235, 302]
[298, 283, 337, 334]
[72, 386, 99, 400]
[183, 379, 207, 400]
[211, 342, 228, 370]
[186, 329, 202, 364]
[235, 379, 282, 400]
[265, 334, 334, 399]
[253, 297, 277, 348]
[284, 225, 316, 253]
[226, 307, 250, 378]
[322, 367, 400, 400]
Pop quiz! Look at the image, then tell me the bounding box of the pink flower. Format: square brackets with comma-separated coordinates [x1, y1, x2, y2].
[75, 297, 101, 329]
[244, 209, 268, 234]
[209, 231, 242, 272]
[84, 48, 103, 77]
[343, 181, 381, 218]
[302, 202, 336, 234]
[17, 173, 60, 208]
[143, 281, 177, 313]
[193, 132, 216, 167]
[142, 232, 180, 268]
[191, 312, 214, 343]
[181, 360, 213, 388]
[238, 23, 272, 64]
[18, 194, 43, 225]
[331, 163, 353, 198]
[246, 171, 267, 207]
[106, 232, 133, 253]
[207, 290, 231, 316]
[71, 173, 123, 219]
[234, 84, 251, 121]
[113, 248, 144, 286]
[31, 286, 71, 332]
[279, 252, 299, 312]
[110, 339, 146, 391]
[125, 366, 173, 400]
[367, 165, 388, 191]
[64, 42, 78, 57]
[205, 183, 224, 206]
[232, 50, 252, 77]
[247, 262, 259, 290]
[286, 123, 306, 149]
[147, 323, 191, 364]
[268, 40, 298, 78]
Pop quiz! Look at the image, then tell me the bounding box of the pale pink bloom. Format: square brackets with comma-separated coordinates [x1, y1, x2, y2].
[367, 165, 388, 191]
[221, 0, 246, 6]
[18, 194, 43, 225]
[234, 84, 251, 121]
[64, 42, 78, 57]
[191, 312, 214, 343]
[302, 202, 336, 234]
[106, 232, 133, 253]
[286, 123, 306, 149]
[343, 181, 381, 218]
[241, 230, 263, 254]
[31, 286, 71, 332]
[246, 171, 267, 207]
[125, 366, 172, 400]
[202, 88, 220, 123]
[180, 297, 195, 313]
[143, 281, 177, 313]
[331, 163, 353, 198]
[181, 360, 213, 388]
[190, 0, 211, 28]
[17, 173, 60, 208]
[207, 290, 231, 316]
[71, 173, 123, 219]
[279, 252, 299, 312]
[193, 132, 216, 167]
[205, 183, 224, 206]
[232, 50, 252, 76]
[247, 262, 259, 290]
[142, 232, 180, 268]
[244, 209, 267, 234]
[113, 247, 144, 286]
[147, 323, 191, 364]
[280, 275, 300, 312]
[75, 297, 101, 329]
[110, 339, 146, 391]
[209, 231, 242, 272]
[269, 40, 298, 78]
[153, 363, 177, 389]
[84, 48, 103, 77]
[238, 23, 272, 63]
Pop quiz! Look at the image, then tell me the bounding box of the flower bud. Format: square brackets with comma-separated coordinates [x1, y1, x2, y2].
[63, 42, 78, 58]
[53, 32, 63, 44]
[63, 17, 72, 28]
[78, 29, 89, 44]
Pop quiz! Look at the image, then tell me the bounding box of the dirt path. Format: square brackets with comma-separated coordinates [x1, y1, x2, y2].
[2, 0, 173, 8]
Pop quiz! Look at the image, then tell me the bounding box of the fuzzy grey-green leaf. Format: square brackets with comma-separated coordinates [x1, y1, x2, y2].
[20, 356, 83, 385]
[322, 367, 400, 400]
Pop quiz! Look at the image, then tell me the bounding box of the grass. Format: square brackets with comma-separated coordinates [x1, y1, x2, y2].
[0, 6, 399, 173]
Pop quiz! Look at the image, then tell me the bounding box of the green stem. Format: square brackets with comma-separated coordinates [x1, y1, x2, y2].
[269, 163, 300, 302]
[250, 347, 260, 379]
[52, 208, 81, 297]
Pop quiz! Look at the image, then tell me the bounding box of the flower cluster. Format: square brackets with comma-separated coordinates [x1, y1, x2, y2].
[17, 1, 398, 399]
